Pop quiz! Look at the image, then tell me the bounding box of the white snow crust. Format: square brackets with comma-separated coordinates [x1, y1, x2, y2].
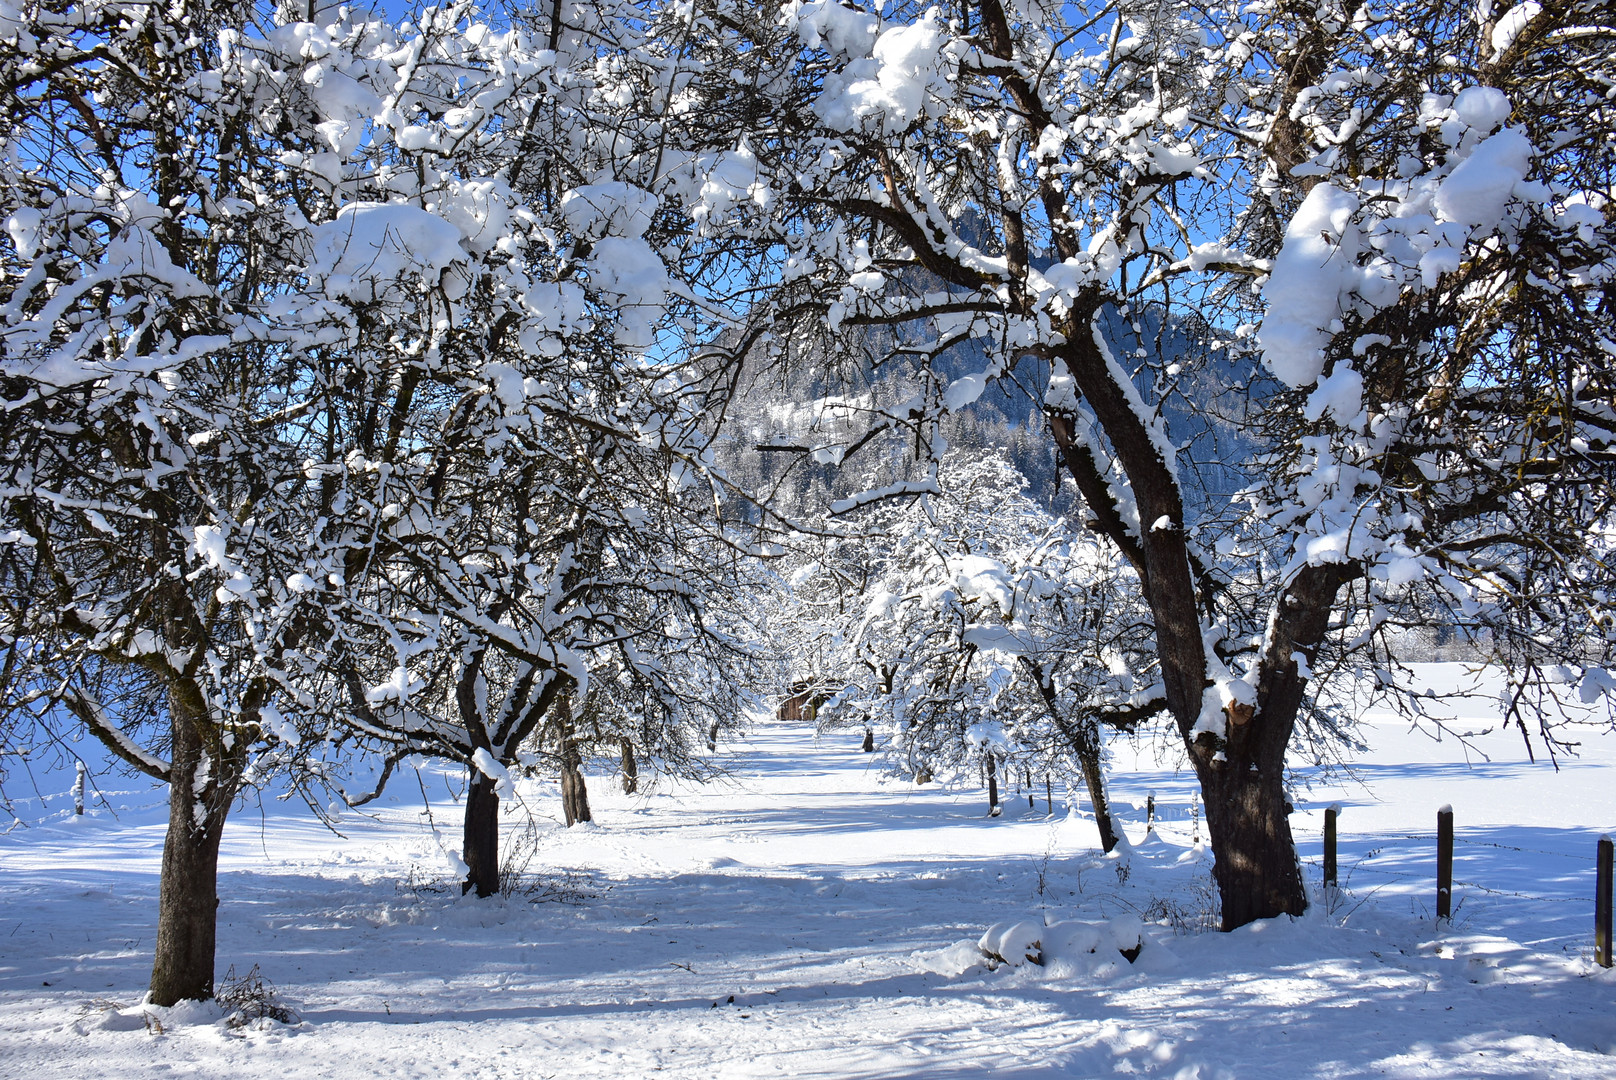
[4, 666, 1616, 1078]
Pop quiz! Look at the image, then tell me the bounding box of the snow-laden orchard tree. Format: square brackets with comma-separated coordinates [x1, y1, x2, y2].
[0, 0, 416, 1002]
[291, 1, 773, 898]
[800, 449, 1145, 850]
[683, 0, 1616, 927]
[0, 0, 767, 996]
[333, 350, 763, 897]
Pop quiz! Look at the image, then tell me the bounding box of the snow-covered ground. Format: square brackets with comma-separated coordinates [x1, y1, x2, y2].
[2, 664, 1614, 1078]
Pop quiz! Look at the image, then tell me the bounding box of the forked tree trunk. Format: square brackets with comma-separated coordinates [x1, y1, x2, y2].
[149, 687, 235, 1006]
[1197, 762, 1305, 929]
[1192, 562, 1350, 929]
[462, 772, 500, 898]
[1176, 670, 1310, 929]
[1047, 315, 1330, 927]
[619, 736, 638, 794]
[561, 741, 591, 826]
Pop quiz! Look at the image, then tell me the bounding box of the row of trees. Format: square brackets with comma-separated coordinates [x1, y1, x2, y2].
[775, 448, 1140, 852]
[0, 0, 774, 1002]
[710, 0, 1616, 928]
[3, 0, 1613, 1003]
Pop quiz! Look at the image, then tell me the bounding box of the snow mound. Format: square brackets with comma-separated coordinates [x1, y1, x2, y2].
[1434, 128, 1534, 230]
[968, 914, 1178, 980]
[74, 997, 245, 1037]
[914, 938, 991, 977]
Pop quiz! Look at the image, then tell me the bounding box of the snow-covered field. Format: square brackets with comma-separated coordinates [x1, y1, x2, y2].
[3, 664, 1615, 1079]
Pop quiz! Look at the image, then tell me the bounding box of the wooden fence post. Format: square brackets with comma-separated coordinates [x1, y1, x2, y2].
[1146, 793, 1155, 833]
[1323, 805, 1338, 890]
[1597, 835, 1613, 969]
[1436, 805, 1454, 921]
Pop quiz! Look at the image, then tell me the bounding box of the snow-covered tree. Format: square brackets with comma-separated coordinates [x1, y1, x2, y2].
[0, 0, 767, 995]
[797, 449, 1144, 849]
[682, 0, 1616, 927]
[0, 0, 423, 1002]
[241, 1, 769, 898]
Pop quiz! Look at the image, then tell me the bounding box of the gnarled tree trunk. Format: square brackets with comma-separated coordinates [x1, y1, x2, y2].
[1194, 562, 1352, 929]
[619, 736, 639, 794]
[1050, 311, 1321, 924]
[1197, 762, 1305, 929]
[561, 739, 591, 826]
[149, 685, 238, 1006]
[462, 772, 500, 897]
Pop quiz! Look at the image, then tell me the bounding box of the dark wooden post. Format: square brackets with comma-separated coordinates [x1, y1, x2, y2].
[1146, 793, 1155, 833]
[1436, 805, 1454, 921]
[1597, 835, 1613, 968]
[73, 761, 86, 816]
[1323, 805, 1338, 889]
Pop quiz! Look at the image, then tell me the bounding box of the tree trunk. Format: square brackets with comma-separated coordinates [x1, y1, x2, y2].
[1197, 761, 1305, 930]
[619, 736, 638, 795]
[1075, 741, 1120, 854]
[462, 771, 500, 898]
[985, 752, 1000, 815]
[1191, 562, 1353, 929]
[1050, 318, 1338, 927]
[561, 741, 591, 826]
[1018, 658, 1118, 852]
[148, 687, 234, 1006]
[1184, 668, 1312, 928]
[861, 727, 874, 752]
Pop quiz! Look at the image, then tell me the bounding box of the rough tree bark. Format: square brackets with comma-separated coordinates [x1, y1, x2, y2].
[619, 736, 639, 794]
[148, 685, 240, 1005]
[462, 772, 501, 898]
[561, 737, 592, 826]
[1206, 563, 1354, 926]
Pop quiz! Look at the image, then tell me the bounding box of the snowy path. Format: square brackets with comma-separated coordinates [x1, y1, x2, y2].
[2, 702, 1615, 1078]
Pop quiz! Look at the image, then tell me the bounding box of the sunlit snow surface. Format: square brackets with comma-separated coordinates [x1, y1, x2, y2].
[2, 664, 1614, 1078]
